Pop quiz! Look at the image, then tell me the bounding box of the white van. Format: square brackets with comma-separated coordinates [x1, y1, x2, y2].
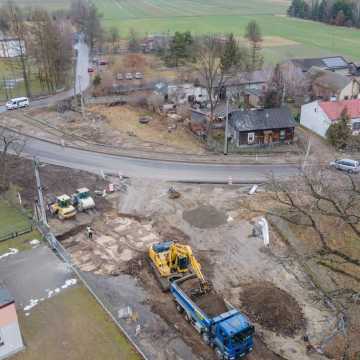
[6, 97, 30, 110]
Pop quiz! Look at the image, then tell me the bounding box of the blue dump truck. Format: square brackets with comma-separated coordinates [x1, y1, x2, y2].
[170, 274, 255, 359]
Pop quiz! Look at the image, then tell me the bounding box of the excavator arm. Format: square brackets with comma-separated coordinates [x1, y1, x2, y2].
[170, 244, 211, 293]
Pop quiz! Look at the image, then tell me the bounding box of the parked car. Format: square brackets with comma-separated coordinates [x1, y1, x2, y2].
[125, 73, 133, 80]
[135, 72, 144, 79]
[330, 159, 360, 173]
[99, 60, 108, 65]
[116, 73, 123, 80]
[88, 67, 95, 73]
[6, 97, 29, 110]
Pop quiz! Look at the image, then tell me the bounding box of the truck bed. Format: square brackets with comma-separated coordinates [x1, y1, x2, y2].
[179, 277, 228, 318]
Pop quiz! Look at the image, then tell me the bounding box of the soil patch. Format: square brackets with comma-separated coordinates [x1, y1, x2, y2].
[179, 277, 227, 318]
[183, 206, 227, 229]
[239, 281, 305, 337]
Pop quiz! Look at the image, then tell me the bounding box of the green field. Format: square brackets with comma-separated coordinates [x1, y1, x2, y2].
[93, 0, 360, 63]
[1, 0, 360, 63]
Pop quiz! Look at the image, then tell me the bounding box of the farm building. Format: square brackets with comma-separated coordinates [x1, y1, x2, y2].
[0, 287, 24, 359]
[307, 67, 360, 101]
[0, 37, 25, 58]
[300, 99, 360, 137]
[228, 107, 296, 147]
[285, 56, 353, 76]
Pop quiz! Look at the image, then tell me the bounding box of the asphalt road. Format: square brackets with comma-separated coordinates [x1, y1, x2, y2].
[0, 40, 90, 113]
[22, 135, 298, 183]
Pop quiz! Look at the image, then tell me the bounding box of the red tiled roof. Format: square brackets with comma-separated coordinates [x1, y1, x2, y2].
[320, 99, 360, 121]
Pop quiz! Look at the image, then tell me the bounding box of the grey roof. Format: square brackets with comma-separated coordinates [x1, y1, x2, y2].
[197, 68, 273, 88]
[308, 66, 352, 92]
[229, 107, 296, 132]
[0, 287, 14, 308]
[291, 56, 350, 72]
[191, 103, 238, 120]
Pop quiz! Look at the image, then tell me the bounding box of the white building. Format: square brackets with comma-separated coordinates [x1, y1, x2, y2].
[300, 99, 360, 137]
[0, 288, 24, 359]
[0, 38, 25, 58]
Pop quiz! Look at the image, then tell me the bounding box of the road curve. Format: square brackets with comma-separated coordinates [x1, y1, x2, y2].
[0, 40, 89, 113]
[22, 135, 298, 183]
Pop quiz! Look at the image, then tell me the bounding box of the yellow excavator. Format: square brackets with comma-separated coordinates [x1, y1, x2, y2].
[148, 240, 211, 292]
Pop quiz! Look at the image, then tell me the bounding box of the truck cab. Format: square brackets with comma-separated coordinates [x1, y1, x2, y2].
[212, 310, 254, 359]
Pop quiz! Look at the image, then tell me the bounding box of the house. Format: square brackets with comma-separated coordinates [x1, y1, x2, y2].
[196, 68, 272, 101]
[0, 287, 24, 359]
[191, 103, 238, 130]
[301, 99, 360, 137]
[286, 56, 353, 76]
[141, 34, 170, 53]
[307, 66, 360, 101]
[0, 37, 25, 58]
[228, 107, 296, 147]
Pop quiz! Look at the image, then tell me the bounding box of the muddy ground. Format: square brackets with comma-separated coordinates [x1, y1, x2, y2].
[8, 157, 358, 359]
[56, 177, 350, 360]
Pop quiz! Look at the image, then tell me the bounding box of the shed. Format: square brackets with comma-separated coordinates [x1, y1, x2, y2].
[228, 107, 296, 147]
[0, 287, 24, 359]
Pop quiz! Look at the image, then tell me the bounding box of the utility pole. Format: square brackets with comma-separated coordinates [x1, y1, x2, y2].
[78, 75, 85, 118]
[33, 158, 48, 226]
[224, 97, 229, 155]
[302, 139, 311, 171]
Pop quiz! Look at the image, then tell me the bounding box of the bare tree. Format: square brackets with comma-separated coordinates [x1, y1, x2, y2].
[0, 128, 26, 192]
[244, 20, 263, 72]
[264, 168, 360, 267]
[4, 2, 31, 98]
[195, 34, 245, 138]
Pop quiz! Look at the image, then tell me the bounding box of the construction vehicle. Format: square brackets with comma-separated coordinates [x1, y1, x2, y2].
[148, 240, 211, 292]
[170, 274, 255, 359]
[48, 194, 76, 220]
[168, 187, 180, 199]
[71, 188, 95, 211]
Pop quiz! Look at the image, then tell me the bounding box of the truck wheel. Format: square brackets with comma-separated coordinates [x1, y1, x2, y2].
[202, 332, 210, 345]
[176, 304, 183, 313]
[215, 347, 224, 360]
[184, 313, 191, 322]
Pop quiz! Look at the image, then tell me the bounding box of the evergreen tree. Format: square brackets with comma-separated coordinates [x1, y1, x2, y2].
[326, 108, 352, 149]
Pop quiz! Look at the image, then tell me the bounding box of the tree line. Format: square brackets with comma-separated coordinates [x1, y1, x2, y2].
[288, 0, 360, 27]
[0, 0, 105, 98]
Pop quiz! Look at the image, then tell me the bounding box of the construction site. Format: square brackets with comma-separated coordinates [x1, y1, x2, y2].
[4, 148, 356, 360]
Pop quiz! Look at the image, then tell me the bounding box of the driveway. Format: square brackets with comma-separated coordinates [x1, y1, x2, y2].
[0, 245, 73, 308]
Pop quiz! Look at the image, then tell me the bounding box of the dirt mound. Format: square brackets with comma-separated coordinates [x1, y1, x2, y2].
[239, 282, 305, 337]
[180, 277, 227, 318]
[183, 206, 227, 229]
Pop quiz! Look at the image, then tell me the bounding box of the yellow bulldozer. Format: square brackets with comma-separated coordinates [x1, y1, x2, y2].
[148, 240, 211, 292]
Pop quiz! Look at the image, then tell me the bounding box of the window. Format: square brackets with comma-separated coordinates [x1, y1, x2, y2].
[0, 331, 4, 347]
[248, 132, 255, 144]
[353, 122, 360, 131]
[280, 129, 286, 140]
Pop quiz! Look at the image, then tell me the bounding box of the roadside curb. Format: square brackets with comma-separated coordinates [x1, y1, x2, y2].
[0, 125, 300, 166]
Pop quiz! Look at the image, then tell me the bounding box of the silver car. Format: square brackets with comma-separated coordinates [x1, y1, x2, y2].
[330, 159, 360, 173]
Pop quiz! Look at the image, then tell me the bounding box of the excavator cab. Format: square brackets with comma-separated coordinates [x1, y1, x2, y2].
[175, 255, 189, 271]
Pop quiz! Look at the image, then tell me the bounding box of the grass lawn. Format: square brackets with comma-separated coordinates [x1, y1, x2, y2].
[0, 230, 42, 255]
[14, 286, 141, 360]
[0, 200, 31, 236]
